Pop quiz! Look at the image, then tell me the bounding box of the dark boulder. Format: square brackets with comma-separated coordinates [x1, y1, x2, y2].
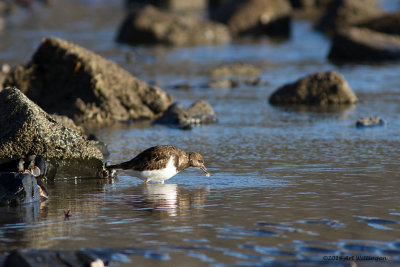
[314, 0, 383, 35]
[269, 71, 358, 106]
[117, 5, 231, 46]
[3, 36, 173, 126]
[154, 99, 217, 129]
[356, 117, 386, 128]
[0, 87, 106, 178]
[126, 0, 207, 10]
[357, 12, 400, 35]
[0, 172, 45, 206]
[328, 27, 400, 62]
[210, 0, 292, 37]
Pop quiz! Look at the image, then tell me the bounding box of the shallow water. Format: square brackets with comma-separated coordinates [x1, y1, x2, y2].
[1, 0, 400, 266]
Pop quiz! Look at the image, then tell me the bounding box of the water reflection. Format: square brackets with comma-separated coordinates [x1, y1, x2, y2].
[118, 183, 209, 218]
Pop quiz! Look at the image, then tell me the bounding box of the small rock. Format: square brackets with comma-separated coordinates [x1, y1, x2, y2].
[210, 0, 292, 37]
[245, 76, 266, 86]
[173, 83, 194, 90]
[328, 27, 400, 61]
[154, 100, 217, 129]
[210, 62, 261, 77]
[356, 117, 386, 128]
[269, 71, 358, 106]
[116, 5, 231, 46]
[207, 79, 239, 88]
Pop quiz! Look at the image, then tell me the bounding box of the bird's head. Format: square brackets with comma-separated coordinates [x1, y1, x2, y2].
[188, 152, 210, 177]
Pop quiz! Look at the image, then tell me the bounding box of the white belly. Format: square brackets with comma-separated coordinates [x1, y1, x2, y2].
[129, 156, 178, 183]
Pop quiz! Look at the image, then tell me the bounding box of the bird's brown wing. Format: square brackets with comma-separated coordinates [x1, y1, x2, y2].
[108, 145, 181, 171]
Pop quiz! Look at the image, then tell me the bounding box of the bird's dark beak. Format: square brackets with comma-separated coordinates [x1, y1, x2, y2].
[201, 165, 210, 177]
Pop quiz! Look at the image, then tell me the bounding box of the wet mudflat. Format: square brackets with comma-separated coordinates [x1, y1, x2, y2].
[1, 0, 400, 266]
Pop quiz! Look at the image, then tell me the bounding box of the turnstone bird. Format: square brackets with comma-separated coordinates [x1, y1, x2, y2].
[107, 145, 209, 183]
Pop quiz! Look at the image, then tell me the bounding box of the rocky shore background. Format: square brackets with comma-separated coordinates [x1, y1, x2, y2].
[0, 0, 398, 266]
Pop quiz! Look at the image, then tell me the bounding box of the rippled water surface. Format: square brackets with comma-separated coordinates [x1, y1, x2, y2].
[1, 1, 400, 266]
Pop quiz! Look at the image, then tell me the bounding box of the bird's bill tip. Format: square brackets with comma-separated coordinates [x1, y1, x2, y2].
[201, 166, 210, 177]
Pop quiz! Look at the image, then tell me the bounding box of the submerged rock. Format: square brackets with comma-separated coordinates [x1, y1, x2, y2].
[269, 71, 358, 106]
[154, 99, 217, 129]
[210, 0, 292, 37]
[116, 5, 231, 46]
[314, 0, 383, 35]
[356, 117, 386, 128]
[0, 87, 106, 178]
[328, 27, 400, 61]
[3, 36, 172, 125]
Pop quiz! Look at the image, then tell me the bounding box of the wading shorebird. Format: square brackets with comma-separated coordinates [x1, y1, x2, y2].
[107, 145, 209, 184]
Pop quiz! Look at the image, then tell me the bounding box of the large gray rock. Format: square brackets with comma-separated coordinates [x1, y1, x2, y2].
[3, 36, 173, 125]
[0, 87, 106, 178]
[328, 27, 400, 61]
[117, 5, 231, 46]
[314, 0, 383, 35]
[154, 99, 217, 129]
[210, 0, 292, 37]
[269, 71, 358, 106]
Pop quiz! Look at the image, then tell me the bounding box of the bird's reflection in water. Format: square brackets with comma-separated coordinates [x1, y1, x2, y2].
[137, 183, 208, 218]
